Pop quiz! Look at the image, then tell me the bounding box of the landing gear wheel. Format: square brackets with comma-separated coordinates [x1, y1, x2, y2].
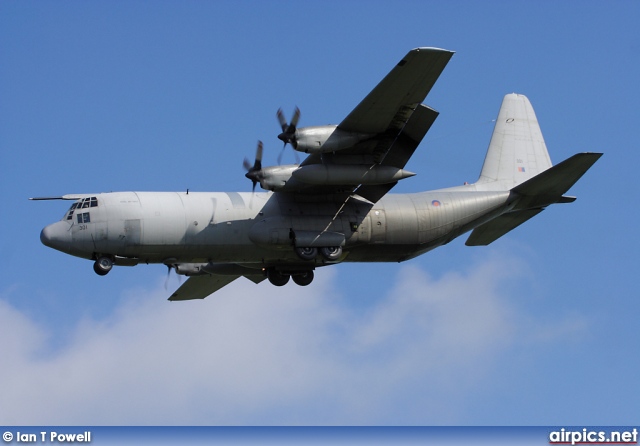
[93, 256, 113, 276]
[292, 270, 314, 286]
[320, 246, 342, 261]
[267, 269, 290, 286]
[295, 247, 318, 261]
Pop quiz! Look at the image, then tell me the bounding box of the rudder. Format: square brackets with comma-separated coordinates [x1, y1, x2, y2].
[476, 94, 552, 190]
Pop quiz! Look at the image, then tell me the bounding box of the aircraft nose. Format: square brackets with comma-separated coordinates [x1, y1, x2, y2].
[40, 221, 72, 252]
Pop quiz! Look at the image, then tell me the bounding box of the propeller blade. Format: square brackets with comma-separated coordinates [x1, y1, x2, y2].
[254, 140, 263, 170]
[290, 106, 300, 129]
[277, 108, 288, 132]
[276, 107, 301, 163]
[165, 264, 172, 290]
[243, 141, 264, 191]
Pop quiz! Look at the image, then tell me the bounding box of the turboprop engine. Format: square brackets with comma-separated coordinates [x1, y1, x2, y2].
[292, 125, 372, 154]
[250, 164, 414, 192]
[277, 108, 372, 155]
[243, 141, 413, 193]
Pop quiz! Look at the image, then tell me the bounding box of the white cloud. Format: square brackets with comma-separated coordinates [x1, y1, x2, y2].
[0, 253, 589, 425]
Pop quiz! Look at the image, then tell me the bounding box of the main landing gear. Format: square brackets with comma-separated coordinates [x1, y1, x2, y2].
[294, 246, 343, 262]
[269, 245, 341, 287]
[267, 268, 314, 287]
[93, 256, 113, 276]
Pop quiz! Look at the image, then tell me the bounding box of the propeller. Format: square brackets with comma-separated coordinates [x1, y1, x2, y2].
[243, 141, 264, 192]
[164, 264, 182, 289]
[164, 264, 173, 290]
[276, 107, 300, 164]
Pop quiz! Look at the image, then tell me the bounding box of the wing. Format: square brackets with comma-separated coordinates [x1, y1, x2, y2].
[293, 47, 453, 202]
[355, 103, 440, 202]
[339, 47, 453, 135]
[168, 274, 266, 301]
[168, 275, 239, 301]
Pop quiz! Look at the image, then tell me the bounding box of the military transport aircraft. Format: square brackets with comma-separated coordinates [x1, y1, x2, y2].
[32, 47, 602, 301]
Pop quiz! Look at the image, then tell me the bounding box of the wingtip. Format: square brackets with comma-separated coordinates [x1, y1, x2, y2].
[413, 47, 455, 54]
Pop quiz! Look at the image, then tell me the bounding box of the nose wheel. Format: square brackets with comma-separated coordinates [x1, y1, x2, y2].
[93, 256, 113, 276]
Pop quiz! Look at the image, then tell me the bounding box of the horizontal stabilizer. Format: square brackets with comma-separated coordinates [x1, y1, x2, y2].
[466, 209, 543, 246]
[512, 152, 602, 210]
[467, 152, 601, 245]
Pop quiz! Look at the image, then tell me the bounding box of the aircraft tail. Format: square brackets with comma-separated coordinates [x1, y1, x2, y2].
[475, 93, 552, 190]
[466, 152, 602, 246]
[466, 93, 603, 246]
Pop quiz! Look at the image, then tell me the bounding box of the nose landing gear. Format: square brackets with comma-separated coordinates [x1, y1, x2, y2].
[93, 256, 113, 276]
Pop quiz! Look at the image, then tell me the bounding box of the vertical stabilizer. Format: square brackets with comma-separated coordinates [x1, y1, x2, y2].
[476, 94, 552, 190]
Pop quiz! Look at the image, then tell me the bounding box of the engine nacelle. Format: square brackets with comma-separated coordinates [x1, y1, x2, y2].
[294, 125, 372, 154]
[174, 263, 208, 276]
[292, 164, 415, 185]
[257, 165, 298, 191]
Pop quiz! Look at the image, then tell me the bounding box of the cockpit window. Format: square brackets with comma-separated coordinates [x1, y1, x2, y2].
[63, 197, 98, 221]
[65, 202, 77, 220]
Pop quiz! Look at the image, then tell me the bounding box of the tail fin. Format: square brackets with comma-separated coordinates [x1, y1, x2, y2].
[476, 94, 552, 190]
[466, 93, 603, 246]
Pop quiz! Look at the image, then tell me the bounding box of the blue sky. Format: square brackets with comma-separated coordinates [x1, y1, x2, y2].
[1, 1, 638, 425]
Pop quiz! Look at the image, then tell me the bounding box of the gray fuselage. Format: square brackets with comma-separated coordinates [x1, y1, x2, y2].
[41, 187, 512, 271]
